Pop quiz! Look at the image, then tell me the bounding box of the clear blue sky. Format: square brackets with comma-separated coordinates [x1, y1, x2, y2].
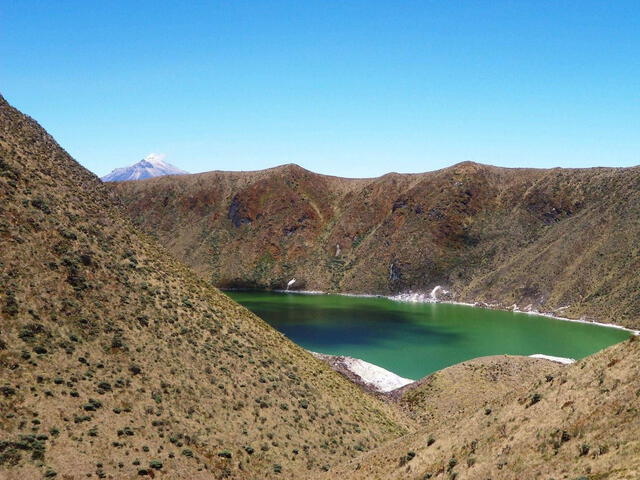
[2, 1, 638, 178]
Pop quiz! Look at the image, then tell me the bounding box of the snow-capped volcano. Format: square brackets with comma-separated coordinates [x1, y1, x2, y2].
[101, 153, 188, 182]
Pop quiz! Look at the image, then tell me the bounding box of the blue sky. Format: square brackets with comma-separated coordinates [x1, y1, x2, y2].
[2, 1, 638, 178]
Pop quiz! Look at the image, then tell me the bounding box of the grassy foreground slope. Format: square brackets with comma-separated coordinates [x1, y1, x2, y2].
[392, 355, 562, 428]
[0, 95, 409, 479]
[323, 337, 640, 480]
[110, 162, 640, 328]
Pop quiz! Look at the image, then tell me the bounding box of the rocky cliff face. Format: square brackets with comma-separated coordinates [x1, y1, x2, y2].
[111, 162, 640, 328]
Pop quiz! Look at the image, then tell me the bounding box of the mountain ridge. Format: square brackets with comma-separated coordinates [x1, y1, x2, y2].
[111, 161, 640, 328]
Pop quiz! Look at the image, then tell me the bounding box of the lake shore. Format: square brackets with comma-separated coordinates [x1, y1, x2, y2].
[227, 288, 633, 395]
[262, 288, 640, 336]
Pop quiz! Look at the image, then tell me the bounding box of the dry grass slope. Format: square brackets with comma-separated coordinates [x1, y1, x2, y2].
[0, 95, 410, 480]
[322, 337, 640, 480]
[392, 355, 562, 428]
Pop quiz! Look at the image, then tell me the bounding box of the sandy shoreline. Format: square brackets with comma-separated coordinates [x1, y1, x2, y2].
[310, 352, 414, 393]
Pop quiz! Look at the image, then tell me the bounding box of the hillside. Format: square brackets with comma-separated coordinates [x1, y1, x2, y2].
[391, 355, 562, 428]
[323, 336, 640, 479]
[0, 95, 410, 479]
[4, 94, 639, 479]
[110, 162, 640, 328]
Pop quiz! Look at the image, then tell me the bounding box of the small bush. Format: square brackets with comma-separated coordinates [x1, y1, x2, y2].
[83, 399, 102, 411]
[399, 450, 417, 466]
[578, 444, 590, 456]
[96, 382, 112, 392]
[31, 198, 51, 214]
[0, 386, 16, 397]
[111, 335, 126, 349]
[3, 292, 19, 317]
[217, 450, 232, 459]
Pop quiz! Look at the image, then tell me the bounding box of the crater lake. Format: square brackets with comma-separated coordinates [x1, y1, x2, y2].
[227, 291, 631, 379]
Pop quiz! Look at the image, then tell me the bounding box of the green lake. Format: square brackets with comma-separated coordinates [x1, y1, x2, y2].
[227, 291, 631, 380]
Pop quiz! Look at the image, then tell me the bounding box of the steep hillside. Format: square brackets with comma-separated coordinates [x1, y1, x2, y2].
[110, 162, 640, 328]
[0, 95, 409, 480]
[323, 336, 640, 479]
[392, 355, 561, 428]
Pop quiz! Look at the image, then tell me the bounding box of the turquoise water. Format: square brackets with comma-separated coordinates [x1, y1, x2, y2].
[227, 291, 631, 379]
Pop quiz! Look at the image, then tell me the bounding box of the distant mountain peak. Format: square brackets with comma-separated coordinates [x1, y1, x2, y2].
[101, 153, 188, 182]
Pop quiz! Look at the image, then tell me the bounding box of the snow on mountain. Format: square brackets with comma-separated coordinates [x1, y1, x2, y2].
[101, 153, 188, 182]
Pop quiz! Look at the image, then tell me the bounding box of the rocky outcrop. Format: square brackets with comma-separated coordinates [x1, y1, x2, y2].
[228, 194, 252, 227]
